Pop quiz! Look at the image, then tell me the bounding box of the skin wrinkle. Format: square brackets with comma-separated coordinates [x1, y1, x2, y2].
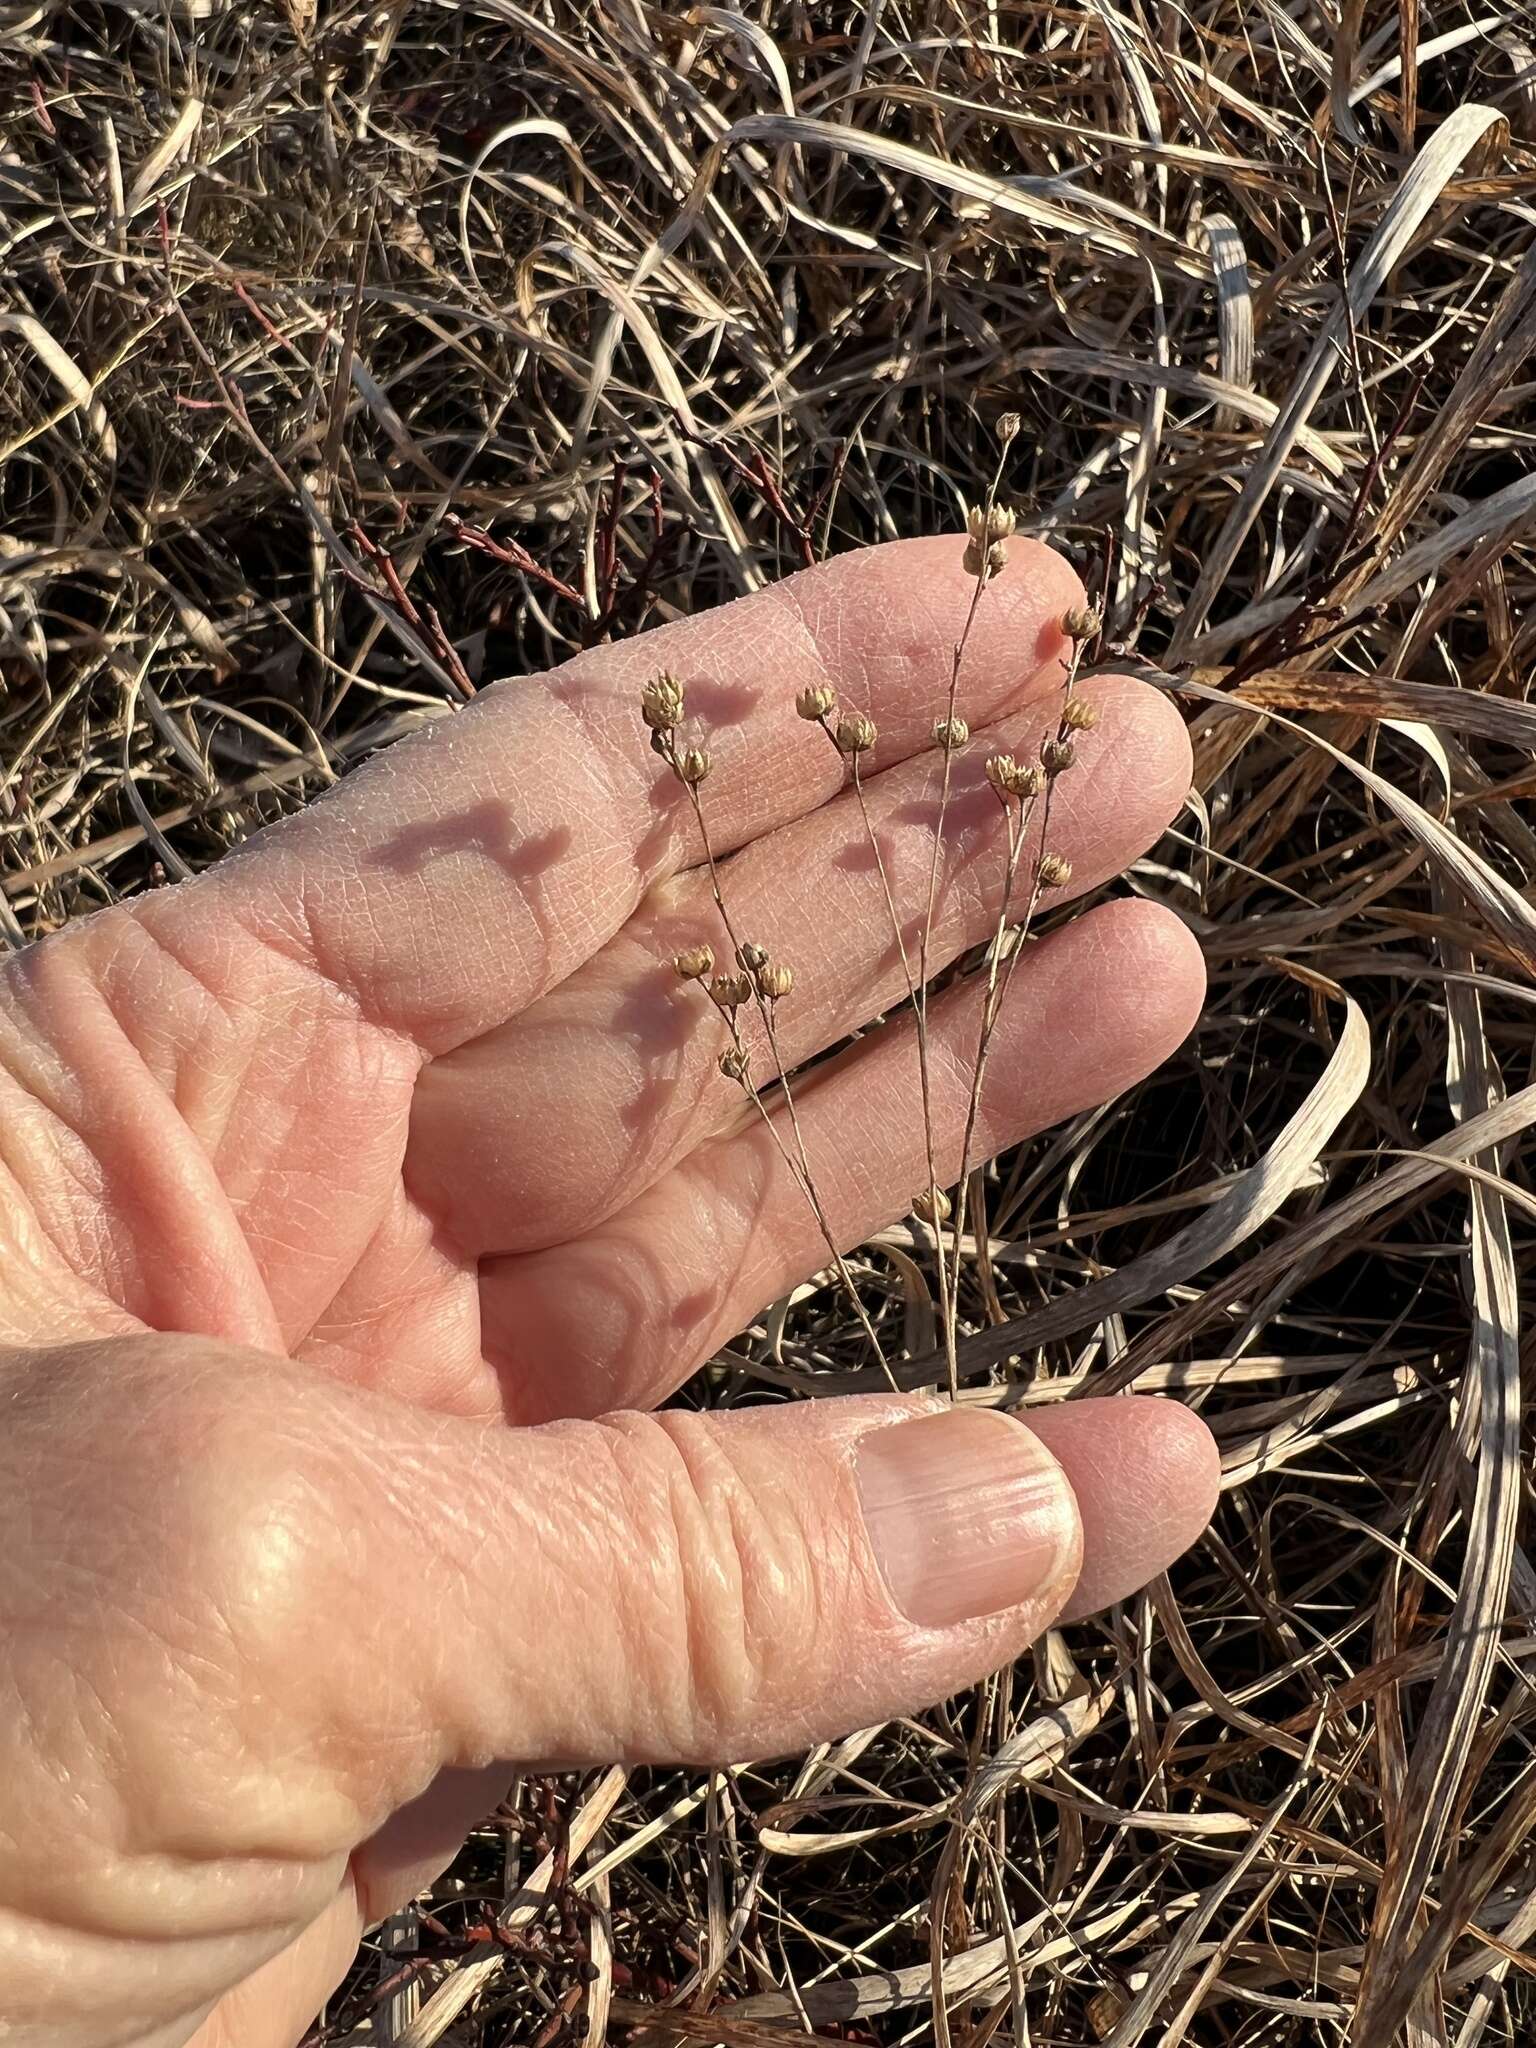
[0, 952, 276, 1343]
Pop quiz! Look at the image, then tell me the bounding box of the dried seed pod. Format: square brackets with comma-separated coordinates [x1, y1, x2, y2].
[966, 502, 1017, 546]
[736, 939, 770, 974]
[1061, 696, 1100, 732]
[674, 745, 712, 786]
[913, 1186, 951, 1224]
[1062, 604, 1102, 641]
[1036, 851, 1073, 889]
[640, 671, 685, 731]
[964, 536, 1011, 581]
[672, 943, 715, 981]
[709, 972, 753, 1009]
[996, 410, 1022, 444]
[757, 960, 794, 1000]
[932, 715, 969, 751]
[796, 683, 837, 722]
[834, 712, 877, 755]
[1011, 761, 1044, 799]
[719, 1046, 751, 1083]
[985, 751, 1020, 799]
[1040, 736, 1076, 777]
[963, 501, 1017, 581]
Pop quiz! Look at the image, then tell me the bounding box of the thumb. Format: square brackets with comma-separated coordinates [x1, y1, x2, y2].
[281, 1379, 1215, 1780]
[361, 1395, 1081, 1768]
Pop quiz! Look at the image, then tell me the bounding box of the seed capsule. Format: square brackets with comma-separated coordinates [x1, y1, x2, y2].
[834, 712, 877, 755]
[1037, 851, 1073, 889]
[709, 972, 753, 1008]
[675, 745, 712, 786]
[1062, 604, 1102, 641]
[796, 684, 837, 722]
[640, 671, 685, 731]
[963, 502, 1016, 581]
[966, 502, 1017, 546]
[736, 940, 770, 974]
[986, 752, 1019, 798]
[1040, 736, 1076, 777]
[719, 1046, 751, 1082]
[757, 961, 794, 1000]
[1062, 697, 1100, 731]
[672, 944, 715, 981]
[996, 411, 1022, 444]
[913, 1186, 952, 1224]
[932, 715, 969, 752]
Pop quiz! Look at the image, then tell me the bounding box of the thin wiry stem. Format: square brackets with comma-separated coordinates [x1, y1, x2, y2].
[944, 636, 1094, 1330]
[916, 455, 1010, 1396]
[671, 751, 894, 1383]
[943, 792, 1036, 1321]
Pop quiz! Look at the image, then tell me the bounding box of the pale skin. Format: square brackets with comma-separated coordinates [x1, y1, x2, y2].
[0, 538, 1220, 2048]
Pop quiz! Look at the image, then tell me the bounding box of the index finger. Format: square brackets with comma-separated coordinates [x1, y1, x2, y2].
[179, 536, 1084, 1053]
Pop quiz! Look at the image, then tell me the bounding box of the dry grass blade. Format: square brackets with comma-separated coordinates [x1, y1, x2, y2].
[1353, 937, 1525, 2037]
[1101, 1778, 1303, 2047]
[1171, 101, 1508, 653]
[952, 977, 1368, 1385]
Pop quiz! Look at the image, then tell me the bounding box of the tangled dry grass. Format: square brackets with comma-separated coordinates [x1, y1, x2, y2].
[4, 0, 1536, 2041]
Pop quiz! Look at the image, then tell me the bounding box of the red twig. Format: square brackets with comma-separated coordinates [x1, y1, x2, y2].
[345, 524, 477, 698]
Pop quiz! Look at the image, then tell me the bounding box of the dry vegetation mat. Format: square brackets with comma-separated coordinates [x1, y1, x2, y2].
[4, 0, 1536, 2041]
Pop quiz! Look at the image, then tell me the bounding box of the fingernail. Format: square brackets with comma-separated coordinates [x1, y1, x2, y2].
[856, 1409, 1079, 1628]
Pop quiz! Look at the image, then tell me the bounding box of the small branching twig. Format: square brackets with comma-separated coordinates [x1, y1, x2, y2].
[344, 524, 478, 699]
[448, 484, 690, 647]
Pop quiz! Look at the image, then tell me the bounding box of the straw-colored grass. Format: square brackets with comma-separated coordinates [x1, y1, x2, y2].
[3, 1, 1535, 2041]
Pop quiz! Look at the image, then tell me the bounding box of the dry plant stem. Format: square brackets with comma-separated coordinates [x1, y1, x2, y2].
[918, 458, 1008, 1395]
[943, 641, 1090, 1368]
[679, 774, 894, 1384]
[942, 795, 1038, 1329]
[813, 721, 949, 1379]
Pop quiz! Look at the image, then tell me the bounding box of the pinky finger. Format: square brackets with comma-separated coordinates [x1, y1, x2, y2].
[482, 898, 1205, 1422]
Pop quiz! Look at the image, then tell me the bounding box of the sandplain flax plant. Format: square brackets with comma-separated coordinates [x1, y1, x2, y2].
[638, 430, 1103, 1404]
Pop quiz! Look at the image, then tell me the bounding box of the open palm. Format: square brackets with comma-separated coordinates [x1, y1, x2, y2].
[0, 539, 1216, 2048]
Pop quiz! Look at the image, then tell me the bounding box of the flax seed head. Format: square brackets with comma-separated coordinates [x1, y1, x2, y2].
[963, 503, 1016, 581]
[932, 715, 969, 752]
[672, 944, 714, 981]
[834, 712, 877, 755]
[709, 971, 752, 1009]
[796, 683, 837, 722]
[966, 502, 1017, 546]
[640, 671, 685, 731]
[985, 751, 1019, 799]
[675, 745, 711, 787]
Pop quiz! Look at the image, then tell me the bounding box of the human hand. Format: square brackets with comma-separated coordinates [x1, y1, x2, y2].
[0, 539, 1219, 2048]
